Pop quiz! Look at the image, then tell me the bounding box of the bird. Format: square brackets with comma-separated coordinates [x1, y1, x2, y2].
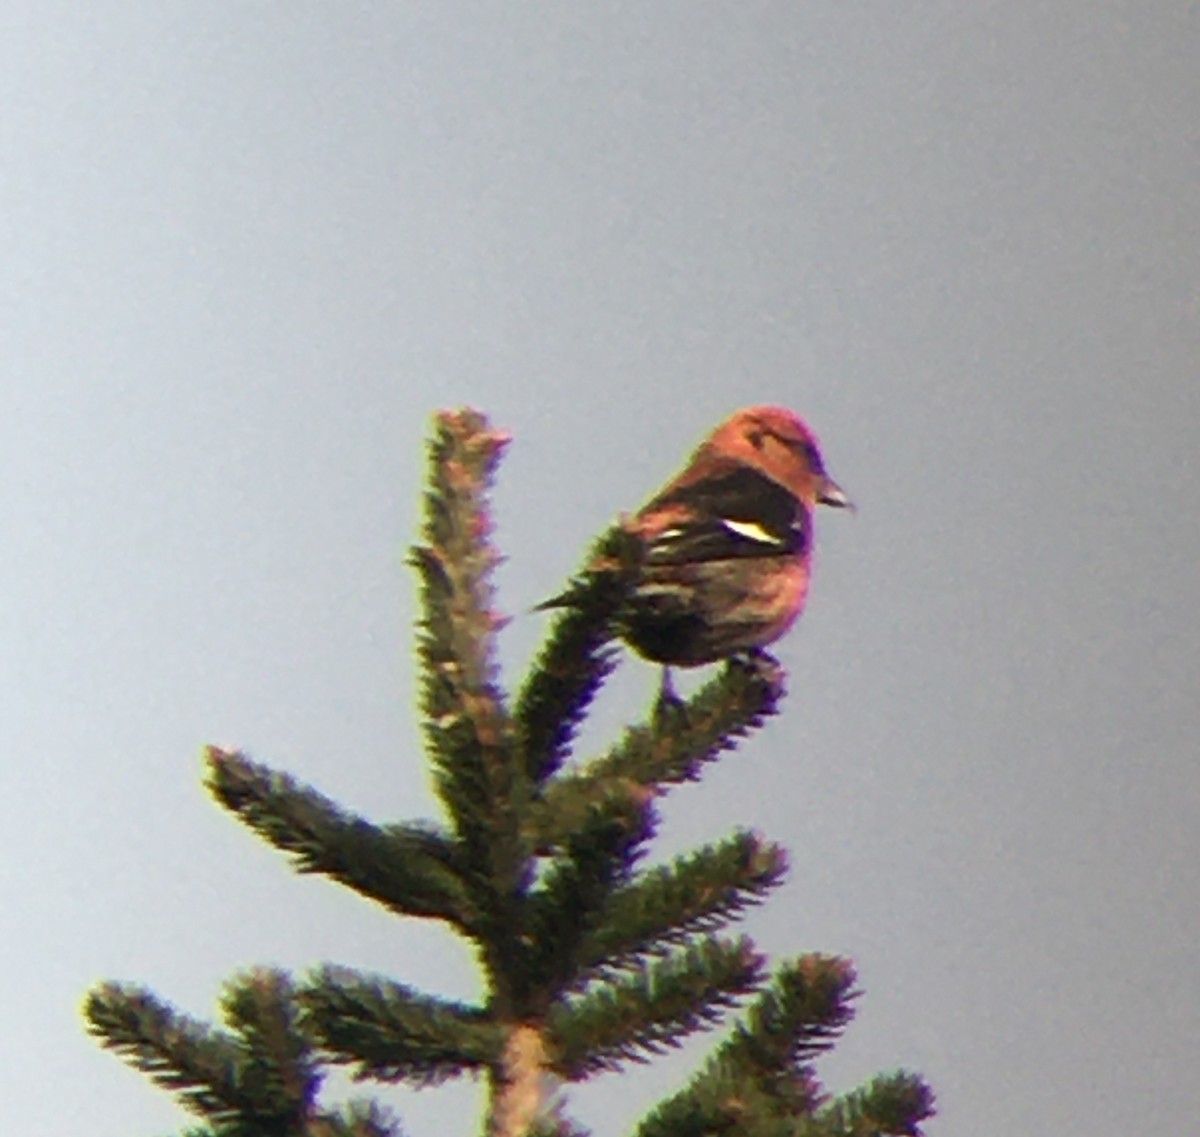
[612, 405, 851, 670]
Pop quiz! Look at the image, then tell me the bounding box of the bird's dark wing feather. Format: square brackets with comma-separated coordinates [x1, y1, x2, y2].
[643, 466, 809, 565]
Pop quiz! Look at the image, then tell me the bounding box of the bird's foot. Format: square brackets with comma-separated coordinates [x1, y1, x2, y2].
[730, 648, 787, 696]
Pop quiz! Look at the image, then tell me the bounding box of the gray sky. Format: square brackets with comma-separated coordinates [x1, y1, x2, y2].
[2, 5, 1197, 1135]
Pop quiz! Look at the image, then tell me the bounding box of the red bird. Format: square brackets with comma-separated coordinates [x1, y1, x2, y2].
[618, 406, 851, 667]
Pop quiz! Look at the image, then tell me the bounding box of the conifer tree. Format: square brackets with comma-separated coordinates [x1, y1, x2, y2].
[85, 408, 935, 1137]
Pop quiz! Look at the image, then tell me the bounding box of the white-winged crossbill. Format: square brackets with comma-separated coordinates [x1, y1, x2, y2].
[617, 406, 851, 667]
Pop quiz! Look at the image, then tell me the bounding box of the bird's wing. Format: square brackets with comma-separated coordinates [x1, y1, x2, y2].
[642, 465, 810, 565]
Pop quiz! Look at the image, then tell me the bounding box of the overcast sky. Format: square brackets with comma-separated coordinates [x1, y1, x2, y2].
[2, 5, 1197, 1136]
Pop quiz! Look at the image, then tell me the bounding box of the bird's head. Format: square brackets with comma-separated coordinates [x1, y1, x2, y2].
[707, 405, 854, 511]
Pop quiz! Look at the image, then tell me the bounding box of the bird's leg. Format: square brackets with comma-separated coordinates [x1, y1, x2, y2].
[652, 666, 686, 726]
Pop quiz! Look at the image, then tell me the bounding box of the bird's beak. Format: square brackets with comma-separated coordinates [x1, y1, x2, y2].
[818, 478, 855, 511]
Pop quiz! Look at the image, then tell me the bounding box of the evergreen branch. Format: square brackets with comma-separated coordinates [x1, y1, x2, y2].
[633, 956, 862, 1135]
[175, 1115, 405, 1137]
[722, 955, 859, 1079]
[796, 1072, 936, 1137]
[632, 1070, 785, 1137]
[410, 409, 525, 898]
[172, 1094, 406, 1136]
[516, 524, 641, 785]
[527, 792, 658, 994]
[302, 965, 502, 1087]
[548, 937, 766, 1080]
[311, 1098, 406, 1137]
[522, 772, 655, 858]
[83, 978, 314, 1129]
[528, 1103, 592, 1137]
[575, 831, 788, 981]
[205, 748, 476, 929]
[599, 653, 786, 786]
[220, 969, 320, 1119]
[528, 654, 785, 851]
